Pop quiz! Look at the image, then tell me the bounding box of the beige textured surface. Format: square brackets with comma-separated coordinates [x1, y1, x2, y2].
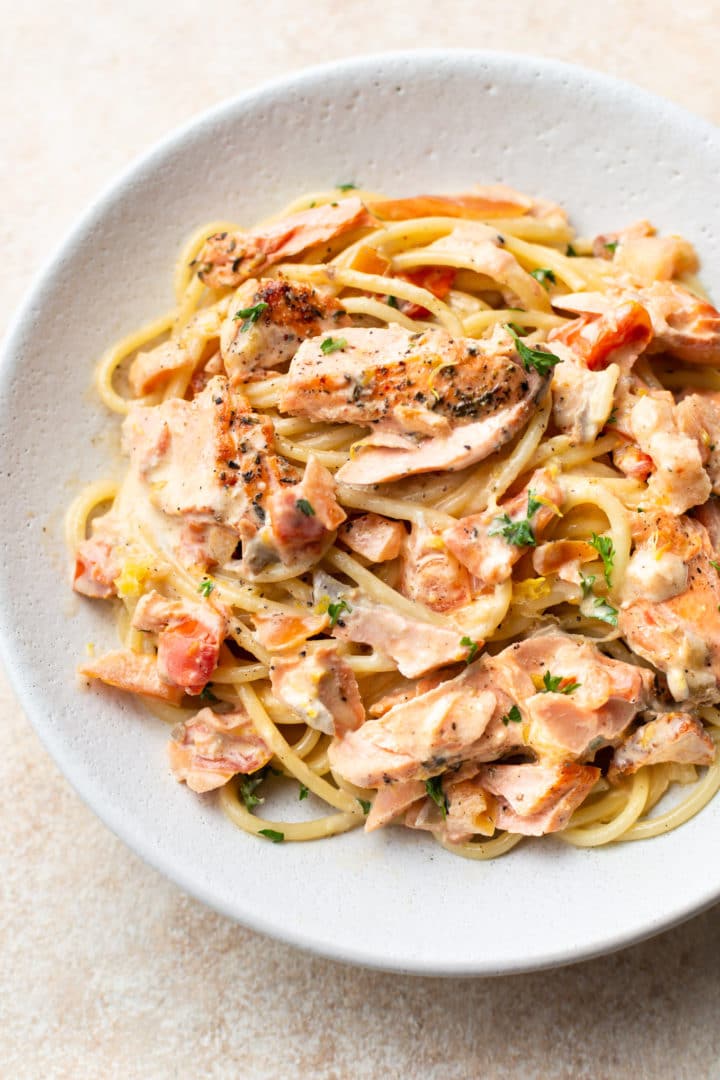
[3, 4, 720, 1077]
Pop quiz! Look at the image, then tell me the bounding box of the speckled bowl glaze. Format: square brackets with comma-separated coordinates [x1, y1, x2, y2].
[2, 51, 720, 975]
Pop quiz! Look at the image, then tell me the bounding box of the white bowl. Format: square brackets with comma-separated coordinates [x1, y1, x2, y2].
[3, 50, 720, 975]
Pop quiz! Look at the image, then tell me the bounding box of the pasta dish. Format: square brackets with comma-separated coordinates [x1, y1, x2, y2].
[67, 184, 720, 859]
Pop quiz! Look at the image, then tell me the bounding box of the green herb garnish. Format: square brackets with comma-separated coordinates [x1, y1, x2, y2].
[327, 599, 352, 627]
[530, 267, 557, 287]
[199, 683, 220, 704]
[460, 636, 480, 663]
[386, 295, 399, 308]
[239, 773, 266, 811]
[592, 597, 618, 627]
[566, 243, 578, 257]
[604, 241, 618, 254]
[541, 671, 581, 695]
[488, 488, 544, 548]
[320, 336, 348, 354]
[425, 776, 448, 819]
[258, 828, 285, 843]
[505, 324, 562, 377]
[502, 705, 522, 726]
[198, 578, 215, 597]
[233, 301, 268, 331]
[711, 560, 720, 573]
[295, 498, 315, 517]
[589, 533, 615, 588]
[337, 182, 357, 191]
[357, 798, 371, 815]
[298, 784, 309, 801]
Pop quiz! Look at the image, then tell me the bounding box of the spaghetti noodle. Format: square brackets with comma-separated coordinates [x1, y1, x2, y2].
[68, 184, 720, 857]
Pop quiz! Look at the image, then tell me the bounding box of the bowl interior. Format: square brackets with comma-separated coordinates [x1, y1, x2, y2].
[2, 50, 720, 974]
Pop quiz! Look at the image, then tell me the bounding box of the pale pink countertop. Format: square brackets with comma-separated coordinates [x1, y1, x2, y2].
[3, 4, 720, 1077]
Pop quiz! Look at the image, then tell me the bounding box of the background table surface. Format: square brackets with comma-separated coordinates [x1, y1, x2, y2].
[3, 4, 720, 1077]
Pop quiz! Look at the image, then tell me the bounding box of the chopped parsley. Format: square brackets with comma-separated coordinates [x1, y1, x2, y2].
[711, 560, 720, 573]
[198, 578, 215, 597]
[605, 408, 618, 427]
[501, 705, 522, 726]
[604, 240, 618, 254]
[530, 267, 557, 287]
[425, 776, 448, 819]
[460, 636, 480, 663]
[566, 243, 578, 257]
[589, 533, 615, 588]
[327, 599, 352, 627]
[258, 828, 285, 843]
[298, 784, 309, 801]
[541, 671, 581, 695]
[233, 301, 268, 331]
[592, 597, 619, 627]
[199, 683, 220, 704]
[357, 798, 371, 815]
[505, 324, 562, 377]
[239, 772, 266, 811]
[386, 295, 399, 308]
[580, 571, 596, 599]
[489, 488, 543, 548]
[295, 498, 315, 517]
[320, 336, 348, 354]
[337, 182, 357, 191]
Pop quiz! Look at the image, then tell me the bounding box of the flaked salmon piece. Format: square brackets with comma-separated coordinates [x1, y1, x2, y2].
[399, 524, 472, 613]
[282, 323, 547, 484]
[365, 780, 426, 831]
[484, 633, 654, 760]
[592, 220, 655, 259]
[677, 391, 720, 494]
[476, 762, 600, 835]
[366, 186, 536, 221]
[220, 277, 350, 384]
[608, 712, 715, 780]
[195, 198, 374, 289]
[175, 521, 238, 571]
[337, 513, 406, 563]
[123, 375, 297, 533]
[129, 341, 192, 398]
[403, 768, 496, 842]
[443, 469, 563, 587]
[694, 497, 720, 550]
[168, 706, 272, 793]
[79, 649, 184, 704]
[549, 351, 618, 443]
[73, 534, 120, 599]
[314, 571, 470, 678]
[270, 644, 364, 737]
[614, 235, 698, 286]
[132, 590, 226, 695]
[613, 442, 654, 482]
[422, 225, 552, 311]
[628, 391, 711, 514]
[327, 663, 504, 788]
[555, 283, 720, 365]
[252, 608, 329, 652]
[548, 301, 653, 372]
[249, 455, 345, 575]
[619, 511, 720, 702]
[532, 539, 598, 585]
[395, 266, 456, 319]
[368, 672, 455, 717]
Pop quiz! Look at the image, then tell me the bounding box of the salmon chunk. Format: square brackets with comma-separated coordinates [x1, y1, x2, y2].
[619, 511, 720, 702]
[79, 649, 184, 704]
[168, 707, 272, 793]
[220, 277, 350, 384]
[337, 513, 406, 563]
[251, 608, 329, 653]
[609, 712, 715, 780]
[365, 780, 426, 832]
[314, 572, 470, 678]
[195, 198, 373, 289]
[280, 324, 548, 484]
[628, 392, 711, 514]
[132, 590, 226, 695]
[476, 762, 600, 835]
[73, 534, 120, 599]
[270, 645, 364, 736]
[443, 469, 563, 587]
[399, 524, 472, 613]
[677, 390, 720, 494]
[129, 341, 193, 398]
